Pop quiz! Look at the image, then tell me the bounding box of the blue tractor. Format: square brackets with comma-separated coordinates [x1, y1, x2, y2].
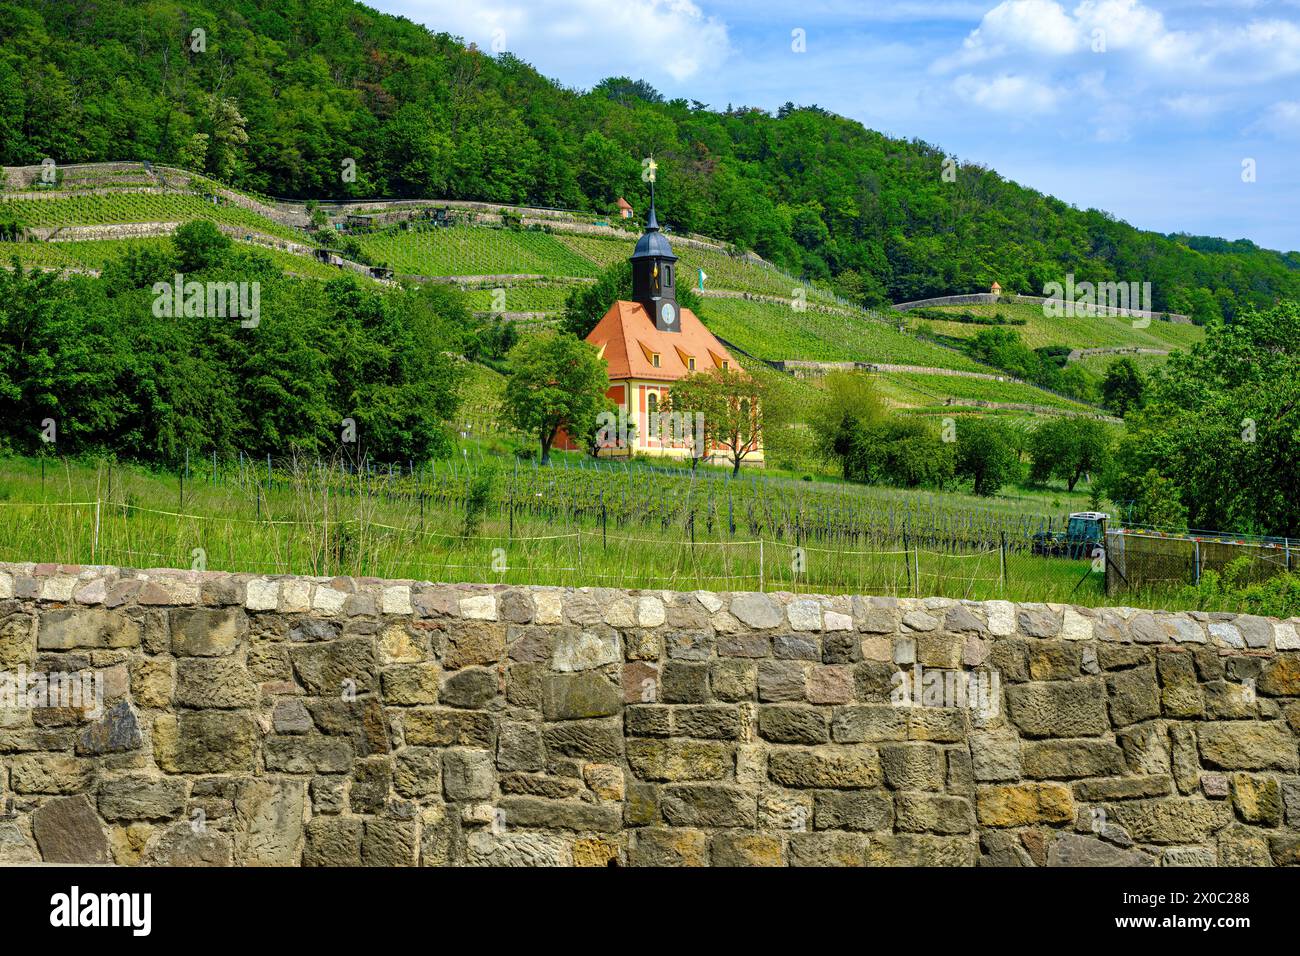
[1032, 512, 1109, 559]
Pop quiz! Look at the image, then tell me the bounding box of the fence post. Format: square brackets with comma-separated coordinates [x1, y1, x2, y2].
[93, 498, 101, 564]
[903, 530, 911, 595]
[759, 538, 764, 592]
[1000, 531, 1007, 593]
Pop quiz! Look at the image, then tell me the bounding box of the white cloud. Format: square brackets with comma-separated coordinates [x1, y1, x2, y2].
[952, 72, 1063, 112]
[1249, 99, 1300, 137]
[935, 0, 1300, 118]
[1162, 93, 1228, 117]
[384, 0, 731, 84]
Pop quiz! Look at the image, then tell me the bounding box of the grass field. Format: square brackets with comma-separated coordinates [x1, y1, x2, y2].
[1074, 350, 1175, 376]
[911, 301, 1205, 351]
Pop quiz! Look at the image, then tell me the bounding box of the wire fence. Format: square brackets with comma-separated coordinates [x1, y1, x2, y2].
[1105, 529, 1298, 595]
[0, 498, 1020, 599]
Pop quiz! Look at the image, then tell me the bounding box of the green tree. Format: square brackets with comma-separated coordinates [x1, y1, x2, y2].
[1028, 417, 1113, 491]
[954, 417, 1019, 496]
[1132, 468, 1189, 531]
[663, 367, 767, 475]
[173, 220, 232, 272]
[963, 327, 1043, 382]
[502, 332, 609, 464]
[203, 94, 250, 181]
[1105, 301, 1300, 536]
[808, 370, 885, 471]
[1101, 357, 1146, 416]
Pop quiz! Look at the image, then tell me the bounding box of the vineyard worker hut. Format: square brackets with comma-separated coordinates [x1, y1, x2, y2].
[617, 197, 634, 219]
[562, 195, 763, 467]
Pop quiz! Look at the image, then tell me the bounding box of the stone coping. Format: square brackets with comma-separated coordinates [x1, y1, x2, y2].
[3, 562, 1295, 654]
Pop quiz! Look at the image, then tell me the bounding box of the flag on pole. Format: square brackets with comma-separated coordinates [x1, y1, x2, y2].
[698, 268, 707, 291]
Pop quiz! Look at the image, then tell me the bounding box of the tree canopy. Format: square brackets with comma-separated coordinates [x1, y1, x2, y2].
[3, 0, 1297, 315]
[1103, 301, 1300, 536]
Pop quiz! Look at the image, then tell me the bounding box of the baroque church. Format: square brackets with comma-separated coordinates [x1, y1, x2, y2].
[570, 193, 763, 467]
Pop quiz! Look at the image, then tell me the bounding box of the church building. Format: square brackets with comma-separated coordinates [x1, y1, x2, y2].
[576, 195, 763, 467]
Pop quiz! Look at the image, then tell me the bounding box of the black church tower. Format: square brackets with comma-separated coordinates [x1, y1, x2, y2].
[630, 183, 680, 332]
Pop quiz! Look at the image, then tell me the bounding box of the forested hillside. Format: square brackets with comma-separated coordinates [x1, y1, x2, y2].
[2, 0, 1298, 319]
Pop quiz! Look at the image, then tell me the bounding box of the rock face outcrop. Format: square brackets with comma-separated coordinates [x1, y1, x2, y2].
[1, 561, 1297, 866]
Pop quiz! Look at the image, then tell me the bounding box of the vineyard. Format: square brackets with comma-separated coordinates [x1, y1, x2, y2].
[697, 297, 987, 371]
[0, 453, 1105, 603]
[356, 225, 602, 278]
[879, 370, 1100, 412]
[0, 192, 305, 242]
[0, 237, 167, 271]
[458, 281, 583, 314]
[911, 301, 1205, 352]
[7, 451, 1273, 611]
[0, 174, 1146, 431]
[0, 237, 365, 282]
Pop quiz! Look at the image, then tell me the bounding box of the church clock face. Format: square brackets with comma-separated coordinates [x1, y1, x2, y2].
[661, 302, 677, 326]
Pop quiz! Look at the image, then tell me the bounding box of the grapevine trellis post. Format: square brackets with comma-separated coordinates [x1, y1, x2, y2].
[1000, 532, 1007, 593]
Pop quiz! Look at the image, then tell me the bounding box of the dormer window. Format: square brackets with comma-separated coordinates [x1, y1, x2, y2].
[722, 360, 729, 370]
[652, 353, 661, 368]
[688, 357, 696, 371]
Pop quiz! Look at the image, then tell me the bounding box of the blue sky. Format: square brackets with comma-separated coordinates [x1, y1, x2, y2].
[373, 0, 1300, 252]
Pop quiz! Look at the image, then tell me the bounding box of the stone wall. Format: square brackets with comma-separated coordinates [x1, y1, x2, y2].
[1, 562, 1298, 867]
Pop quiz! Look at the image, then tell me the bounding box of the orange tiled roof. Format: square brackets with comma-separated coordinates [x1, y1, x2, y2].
[586, 301, 739, 382]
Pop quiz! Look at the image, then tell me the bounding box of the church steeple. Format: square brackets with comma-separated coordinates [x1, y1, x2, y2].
[630, 177, 679, 332]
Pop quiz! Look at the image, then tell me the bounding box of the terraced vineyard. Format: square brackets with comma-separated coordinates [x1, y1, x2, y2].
[1075, 350, 1175, 376]
[555, 231, 840, 303]
[698, 297, 987, 372]
[0, 238, 168, 271]
[880, 370, 1098, 412]
[356, 225, 601, 278]
[459, 282, 582, 313]
[910, 301, 1204, 352]
[0, 175, 1128, 424]
[0, 237, 361, 281]
[0, 193, 304, 242]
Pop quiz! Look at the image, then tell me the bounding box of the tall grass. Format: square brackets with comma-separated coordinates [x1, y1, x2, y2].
[4, 452, 1282, 612]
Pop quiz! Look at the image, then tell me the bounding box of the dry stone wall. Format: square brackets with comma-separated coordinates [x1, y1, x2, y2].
[1, 561, 1298, 867]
